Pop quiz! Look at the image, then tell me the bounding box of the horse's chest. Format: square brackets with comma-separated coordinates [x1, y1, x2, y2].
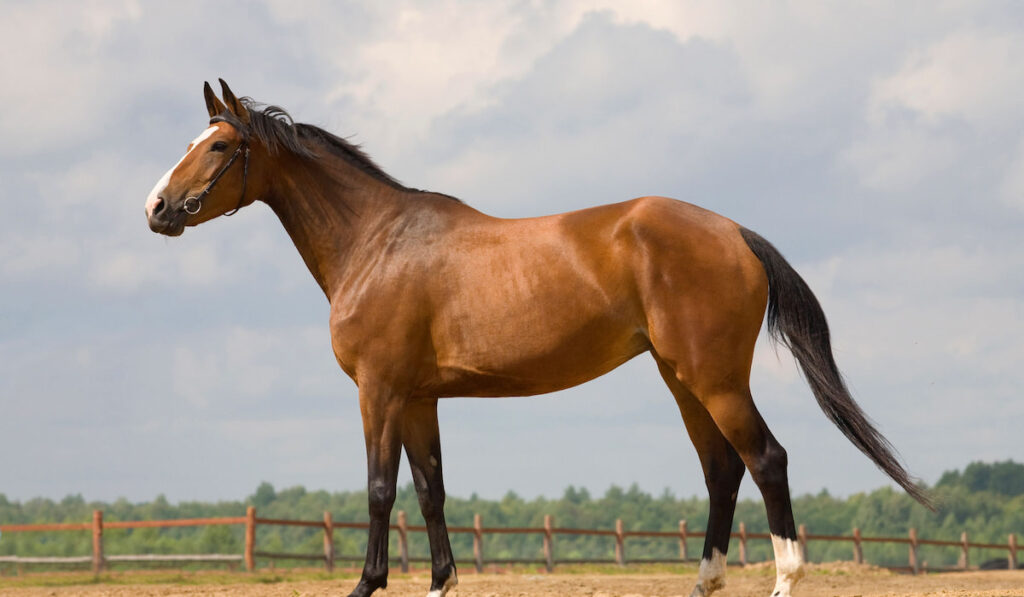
[329, 328, 360, 380]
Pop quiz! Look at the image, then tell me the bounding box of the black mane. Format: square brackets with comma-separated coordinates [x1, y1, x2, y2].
[231, 98, 408, 191]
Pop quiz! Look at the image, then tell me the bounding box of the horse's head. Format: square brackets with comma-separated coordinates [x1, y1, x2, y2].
[146, 79, 257, 236]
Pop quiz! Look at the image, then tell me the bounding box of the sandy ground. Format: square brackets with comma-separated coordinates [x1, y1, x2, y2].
[1, 564, 1022, 597]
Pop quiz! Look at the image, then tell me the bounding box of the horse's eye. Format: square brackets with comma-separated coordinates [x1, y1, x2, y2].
[211, 141, 228, 152]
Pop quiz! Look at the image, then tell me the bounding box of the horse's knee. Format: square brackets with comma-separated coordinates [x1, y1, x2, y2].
[368, 478, 396, 519]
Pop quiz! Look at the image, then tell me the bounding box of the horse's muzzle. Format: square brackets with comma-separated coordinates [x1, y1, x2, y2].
[147, 196, 186, 236]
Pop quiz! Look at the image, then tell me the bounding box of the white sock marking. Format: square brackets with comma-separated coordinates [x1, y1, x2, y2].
[770, 534, 805, 597]
[690, 548, 726, 596]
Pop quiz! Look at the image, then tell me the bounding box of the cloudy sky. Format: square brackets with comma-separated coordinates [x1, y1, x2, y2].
[2, 1, 1022, 506]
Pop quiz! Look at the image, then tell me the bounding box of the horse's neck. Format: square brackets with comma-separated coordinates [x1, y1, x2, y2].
[262, 158, 406, 296]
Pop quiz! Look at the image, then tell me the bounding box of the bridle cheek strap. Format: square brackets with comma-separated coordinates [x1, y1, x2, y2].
[182, 143, 250, 216]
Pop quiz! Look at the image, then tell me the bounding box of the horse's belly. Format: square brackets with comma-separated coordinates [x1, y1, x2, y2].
[422, 208, 652, 397]
[425, 318, 651, 397]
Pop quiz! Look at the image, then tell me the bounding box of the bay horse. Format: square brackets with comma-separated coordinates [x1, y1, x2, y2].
[145, 80, 931, 597]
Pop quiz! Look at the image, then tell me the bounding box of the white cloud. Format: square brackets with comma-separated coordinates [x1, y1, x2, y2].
[0, 234, 82, 276]
[90, 251, 155, 292]
[329, 3, 526, 123]
[843, 28, 1024, 194]
[89, 240, 231, 292]
[170, 325, 339, 409]
[870, 31, 1024, 129]
[841, 124, 961, 193]
[0, 0, 142, 156]
[410, 13, 750, 215]
[300, 2, 770, 156]
[797, 242, 1024, 416]
[999, 136, 1024, 211]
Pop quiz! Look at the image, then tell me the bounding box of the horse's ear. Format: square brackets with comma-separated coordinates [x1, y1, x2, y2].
[204, 81, 227, 118]
[219, 78, 250, 125]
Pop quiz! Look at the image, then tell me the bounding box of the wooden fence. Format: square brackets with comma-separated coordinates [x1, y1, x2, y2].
[0, 508, 1019, 575]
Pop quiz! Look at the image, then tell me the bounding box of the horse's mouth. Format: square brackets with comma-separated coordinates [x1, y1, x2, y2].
[147, 211, 187, 236]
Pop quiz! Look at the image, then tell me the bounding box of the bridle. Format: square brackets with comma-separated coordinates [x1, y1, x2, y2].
[182, 118, 251, 217]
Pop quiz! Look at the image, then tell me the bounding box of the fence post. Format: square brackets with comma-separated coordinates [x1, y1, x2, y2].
[473, 513, 484, 573]
[323, 511, 334, 572]
[959, 531, 969, 570]
[615, 519, 626, 566]
[543, 515, 554, 572]
[852, 527, 863, 564]
[797, 524, 808, 563]
[91, 509, 104, 575]
[397, 510, 409, 573]
[1009, 534, 1018, 570]
[738, 522, 748, 566]
[245, 506, 256, 572]
[908, 528, 919, 575]
[679, 520, 689, 561]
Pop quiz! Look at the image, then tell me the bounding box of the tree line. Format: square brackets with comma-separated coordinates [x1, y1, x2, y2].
[1, 461, 1022, 568]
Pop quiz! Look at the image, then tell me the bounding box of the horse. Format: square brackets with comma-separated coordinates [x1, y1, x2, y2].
[145, 80, 931, 597]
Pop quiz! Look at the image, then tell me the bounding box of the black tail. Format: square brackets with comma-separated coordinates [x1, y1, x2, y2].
[739, 227, 934, 510]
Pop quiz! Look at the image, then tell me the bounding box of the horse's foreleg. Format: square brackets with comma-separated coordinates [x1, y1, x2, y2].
[349, 386, 405, 597]
[402, 399, 458, 597]
[655, 356, 745, 597]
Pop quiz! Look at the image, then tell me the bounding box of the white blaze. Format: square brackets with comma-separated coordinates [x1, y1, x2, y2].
[145, 126, 219, 216]
[689, 547, 726, 596]
[770, 534, 805, 597]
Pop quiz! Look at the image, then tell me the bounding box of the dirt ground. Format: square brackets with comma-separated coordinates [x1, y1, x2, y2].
[2, 564, 1022, 597]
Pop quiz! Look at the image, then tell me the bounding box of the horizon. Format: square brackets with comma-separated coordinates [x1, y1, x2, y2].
[4, 458, 1010, 506]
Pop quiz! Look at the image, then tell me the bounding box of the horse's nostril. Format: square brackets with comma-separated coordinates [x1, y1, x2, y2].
[153, 197, 166, 215]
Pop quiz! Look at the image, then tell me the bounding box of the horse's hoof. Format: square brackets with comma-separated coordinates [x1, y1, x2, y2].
[347, 577, 386, 597]
[426, 570, 458, 597]
[689, 577, 725, 597]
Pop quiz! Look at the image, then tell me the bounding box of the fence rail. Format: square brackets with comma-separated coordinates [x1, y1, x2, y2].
[0, 508, 1019, 575]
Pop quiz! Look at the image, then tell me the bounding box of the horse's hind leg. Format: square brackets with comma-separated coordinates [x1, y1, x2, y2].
[697, 386, 805, 597]
[654, 355, 745, 597]
[402, 399, 457, 597]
